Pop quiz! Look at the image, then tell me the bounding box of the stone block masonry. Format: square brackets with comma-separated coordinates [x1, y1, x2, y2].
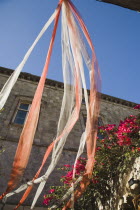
[0, 67, 139, 207]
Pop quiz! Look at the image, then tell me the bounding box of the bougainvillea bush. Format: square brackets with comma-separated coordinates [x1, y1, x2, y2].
[43, 110, 140, 209]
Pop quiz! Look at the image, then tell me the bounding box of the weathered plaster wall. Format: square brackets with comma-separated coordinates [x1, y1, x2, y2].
[100, 100, 138, 125]
[0, 73, 83, 150]
[0, 68, 139, 207]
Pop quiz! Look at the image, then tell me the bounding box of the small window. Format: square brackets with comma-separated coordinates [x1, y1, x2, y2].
[82, 114, 105, 139]
[82, 115, 103, 127]
[13, 102, 30, 125]
[98, 117, 103, 127]
[82, 98, 85, 104]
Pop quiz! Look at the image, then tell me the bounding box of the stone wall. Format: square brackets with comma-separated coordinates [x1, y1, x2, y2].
[0, 67, 139, 208]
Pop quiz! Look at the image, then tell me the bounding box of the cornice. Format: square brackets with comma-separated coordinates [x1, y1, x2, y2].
[0, 66, 138, 108]
[97, 0, 140, 12]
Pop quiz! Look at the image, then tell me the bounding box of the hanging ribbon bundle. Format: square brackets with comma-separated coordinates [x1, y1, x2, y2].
[0, 0, 101, 209]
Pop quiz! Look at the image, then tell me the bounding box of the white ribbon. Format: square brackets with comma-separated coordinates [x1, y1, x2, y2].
[0, 9, 57, 110]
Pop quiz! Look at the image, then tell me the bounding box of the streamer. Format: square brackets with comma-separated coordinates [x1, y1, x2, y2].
[0, 1, 100, 209]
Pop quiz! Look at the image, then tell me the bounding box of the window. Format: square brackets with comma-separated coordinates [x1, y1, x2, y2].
[82, 114, 104, 127]
[82, 114, 105, 138]
[98, 117, 103, 127]
[13, 102, 30, 125]
[82, 98, 85, 104]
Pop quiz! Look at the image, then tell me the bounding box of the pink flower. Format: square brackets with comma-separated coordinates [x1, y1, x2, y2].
[64, 164, 71, 168]
[132, 147, 135, 152]
[116, 115, 139, 146]
[66, 171, 73, 177]
[137, 147, 140, 152]
[92, 176, 99, 184]
[48, 189, 55, 194]
[43, 196, 53, 206]
[92, 180, 99, 184]
[117, 136, 131, 146]
[134, 104, 140, 109]
[104, 124, 116, 131]
[96, 147, 101, 152]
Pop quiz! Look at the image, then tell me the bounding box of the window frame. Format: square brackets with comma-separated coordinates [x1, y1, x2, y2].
[82, 114, 104, 127]
[12, 101, 31, 126]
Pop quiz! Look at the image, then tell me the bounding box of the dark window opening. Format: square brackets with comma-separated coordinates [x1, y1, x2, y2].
[83, 115, 103, 127]
[98, 117, 103, 127]
[13, 103, 30, 125]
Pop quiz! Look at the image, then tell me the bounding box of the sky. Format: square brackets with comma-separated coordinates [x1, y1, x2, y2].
[0, 0, 140, 103]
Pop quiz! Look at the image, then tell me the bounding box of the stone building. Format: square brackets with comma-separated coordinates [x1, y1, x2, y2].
[0, 67, 139, 209]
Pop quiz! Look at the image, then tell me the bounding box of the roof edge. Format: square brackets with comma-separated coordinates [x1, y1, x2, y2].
[97, 0, 140, 12]
[0, 66, 138, 108]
